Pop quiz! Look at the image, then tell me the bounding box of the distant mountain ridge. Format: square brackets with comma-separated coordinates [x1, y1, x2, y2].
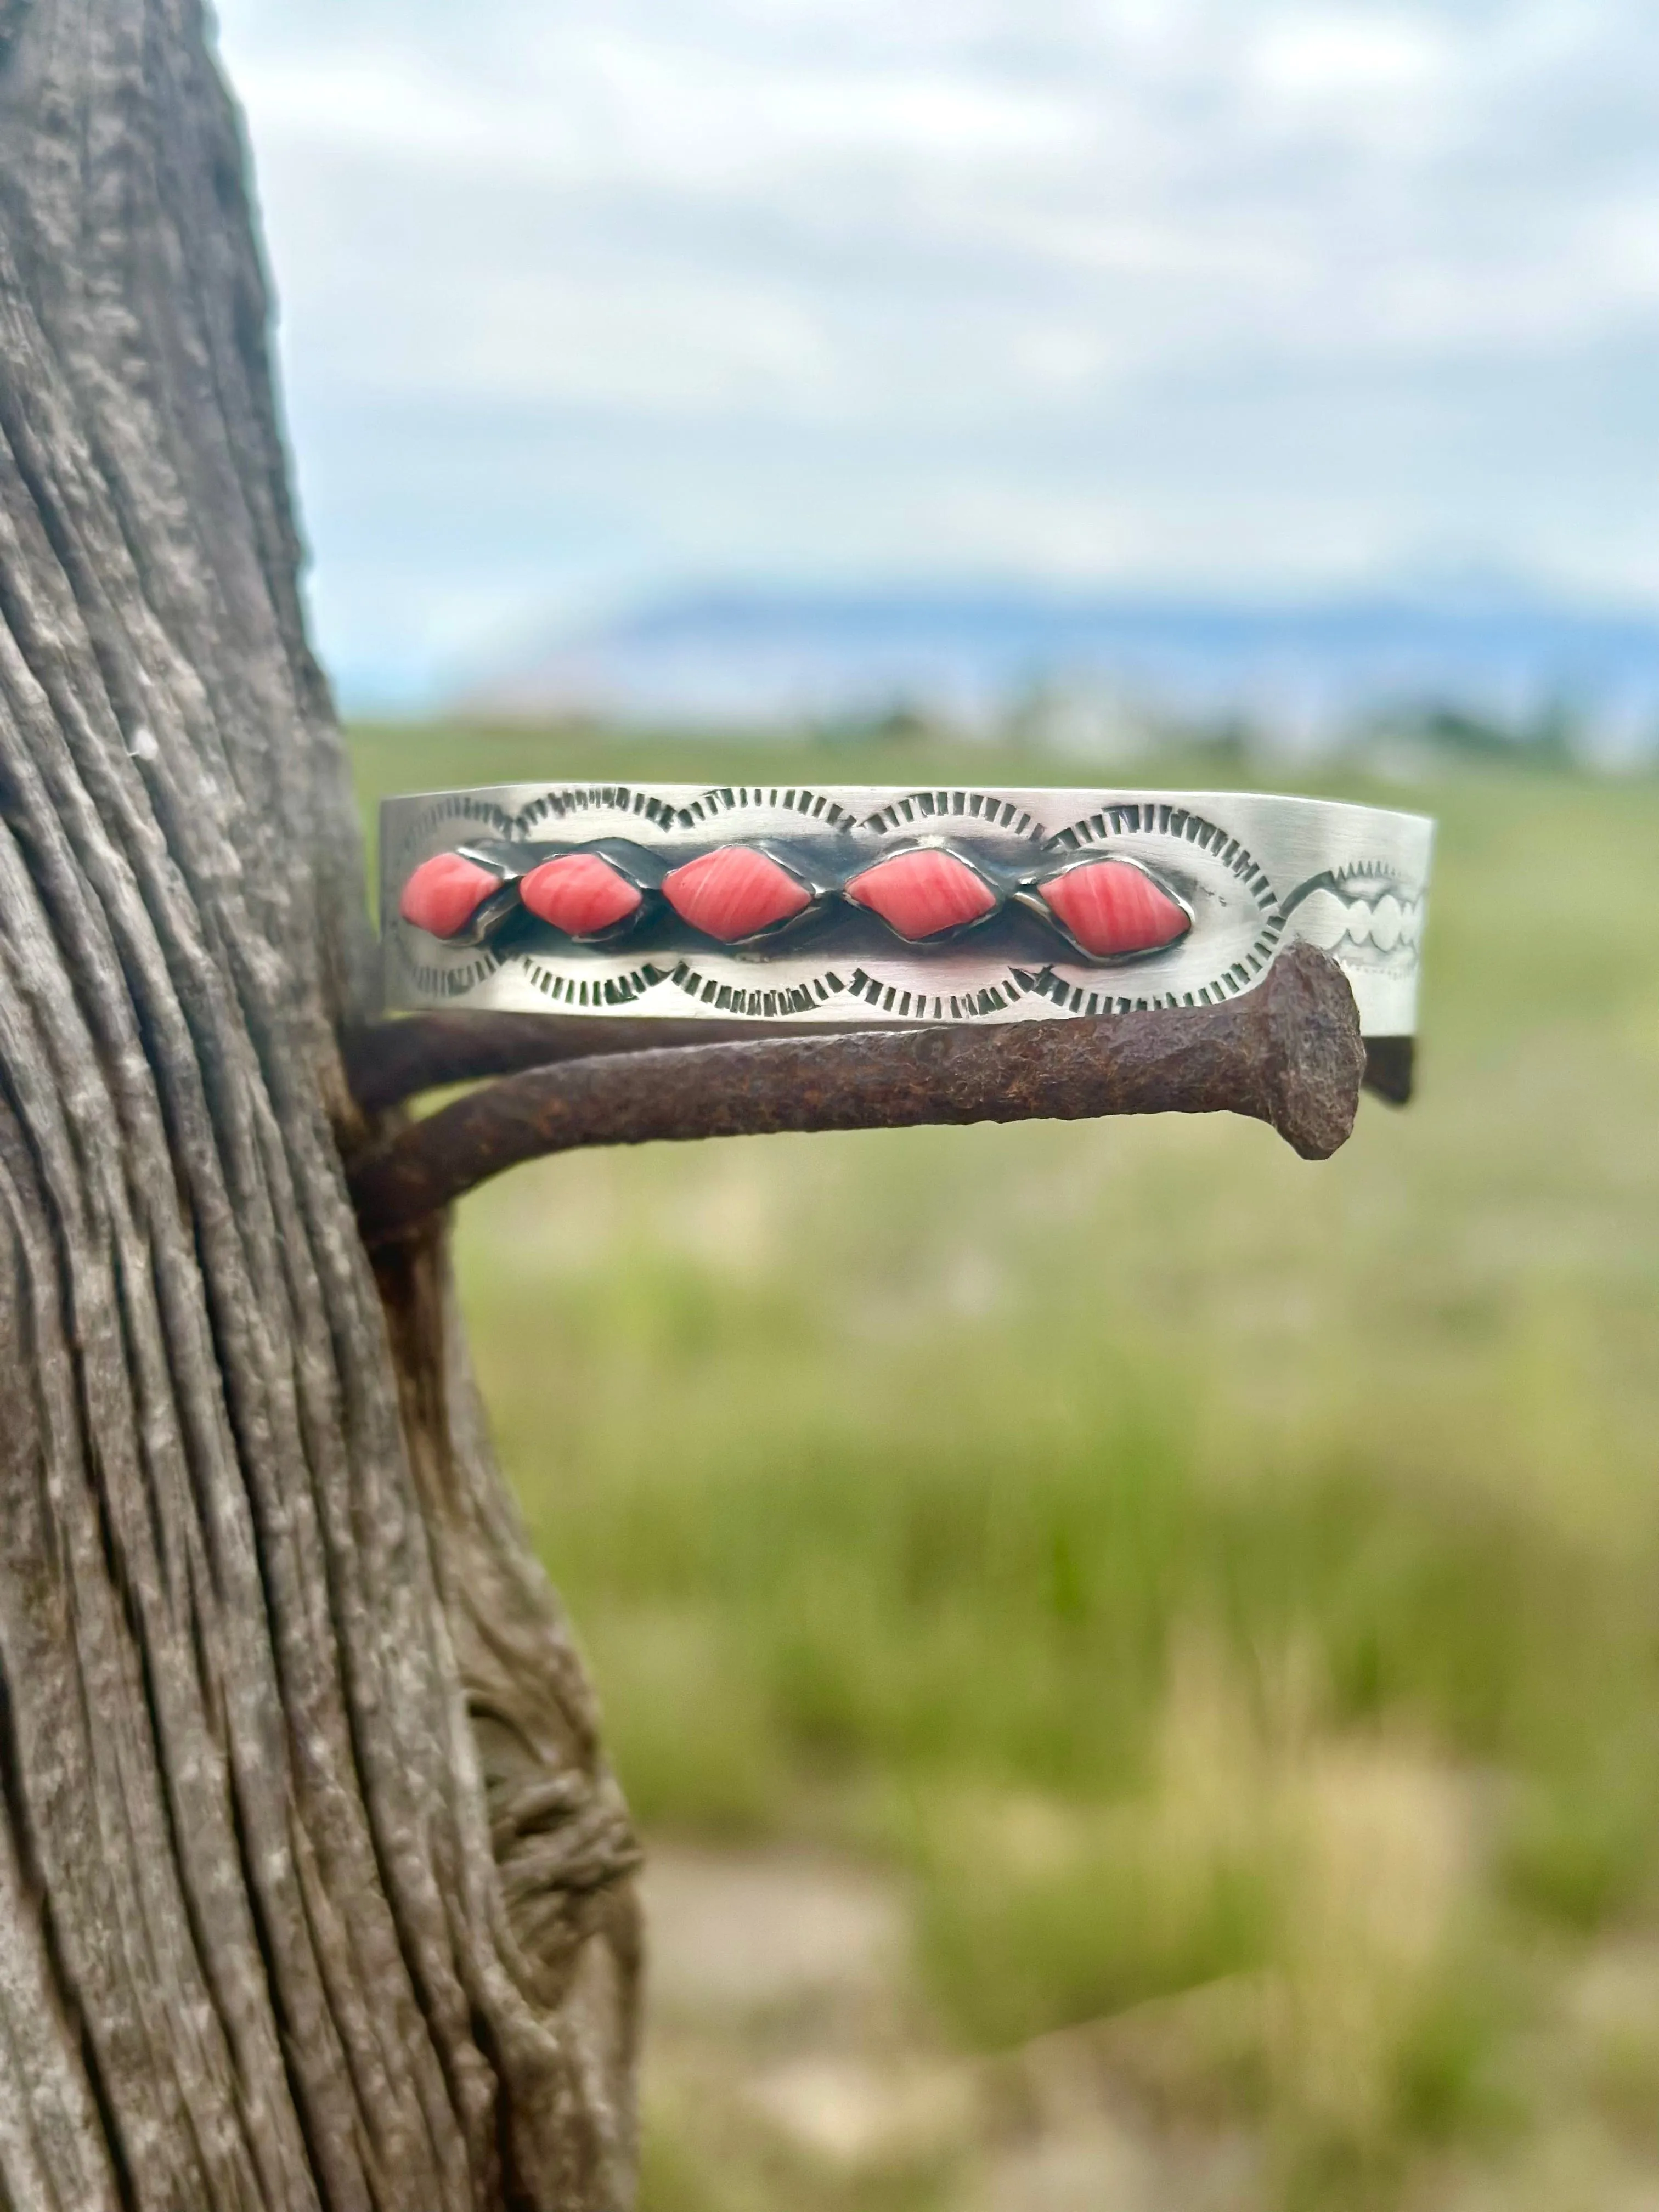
[460, 582, 1659, 758]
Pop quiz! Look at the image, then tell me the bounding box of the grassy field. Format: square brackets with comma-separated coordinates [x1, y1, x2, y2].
[352, 726, 1659, 2209]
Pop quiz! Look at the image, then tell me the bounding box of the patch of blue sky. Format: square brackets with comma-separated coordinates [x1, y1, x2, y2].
[212, 0, 1659, 709]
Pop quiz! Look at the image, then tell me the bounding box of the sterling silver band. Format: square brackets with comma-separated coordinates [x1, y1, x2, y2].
[382, 783, 1433, 1038]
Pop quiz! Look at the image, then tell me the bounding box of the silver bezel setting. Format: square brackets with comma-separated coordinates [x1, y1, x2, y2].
[382, 785, 1434, 1038]
[843, 836, 1005, 944]
[1015, 850, 1195, 966]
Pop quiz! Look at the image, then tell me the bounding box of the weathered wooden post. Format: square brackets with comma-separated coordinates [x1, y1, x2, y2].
[0, 4, 639, 2204]
[0, 4, 1392, 2206]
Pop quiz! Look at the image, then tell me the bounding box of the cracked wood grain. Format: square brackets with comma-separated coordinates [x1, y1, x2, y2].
[0, 3, 636, 2205]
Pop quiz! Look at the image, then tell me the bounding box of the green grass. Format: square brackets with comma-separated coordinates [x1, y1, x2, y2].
[351, 723, 1659, 2200]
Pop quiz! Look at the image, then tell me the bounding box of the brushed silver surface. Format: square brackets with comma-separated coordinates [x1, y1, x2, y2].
[382, 783, 1434, 1037]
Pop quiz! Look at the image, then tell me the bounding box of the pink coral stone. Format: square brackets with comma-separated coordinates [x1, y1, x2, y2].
[399, 853, 502, 939]
[1039, 860, 1188, 957]
[520, 852, 643, 936]
[662, 846, 812, 940]
[844, 848, 997, 940]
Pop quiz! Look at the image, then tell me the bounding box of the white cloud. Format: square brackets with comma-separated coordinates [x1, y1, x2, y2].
[1250, 13, 1452, 99]
[211, 0, 1659, 702]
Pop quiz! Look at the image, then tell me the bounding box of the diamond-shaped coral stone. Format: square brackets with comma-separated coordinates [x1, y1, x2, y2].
[1039, 860, 1189, 957]
[845, 848, 998, 939]
[662, 846, 812, 940]
[520, 852, 643, 936]
[399, 853, 502, 939]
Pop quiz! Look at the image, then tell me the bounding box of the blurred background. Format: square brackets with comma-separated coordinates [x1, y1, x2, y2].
[221, 4, 1659, 2205]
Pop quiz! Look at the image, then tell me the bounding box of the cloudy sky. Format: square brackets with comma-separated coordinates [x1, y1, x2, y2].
[211, 0, 1659, 708]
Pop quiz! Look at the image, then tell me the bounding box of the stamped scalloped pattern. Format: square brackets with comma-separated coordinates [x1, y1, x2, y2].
[385, 786, 1427, 1022]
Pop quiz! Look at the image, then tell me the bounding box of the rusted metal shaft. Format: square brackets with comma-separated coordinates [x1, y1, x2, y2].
[347, 990, 1408, 1118]
[345, 1006, 815, 1114]
[349, 941, 1364, 1250]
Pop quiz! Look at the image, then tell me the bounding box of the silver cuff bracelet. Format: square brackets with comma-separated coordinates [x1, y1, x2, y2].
[381, 783, 1433, 1039]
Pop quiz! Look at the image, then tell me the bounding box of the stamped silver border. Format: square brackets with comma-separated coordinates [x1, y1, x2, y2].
[381, 784, 1434, 1038]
